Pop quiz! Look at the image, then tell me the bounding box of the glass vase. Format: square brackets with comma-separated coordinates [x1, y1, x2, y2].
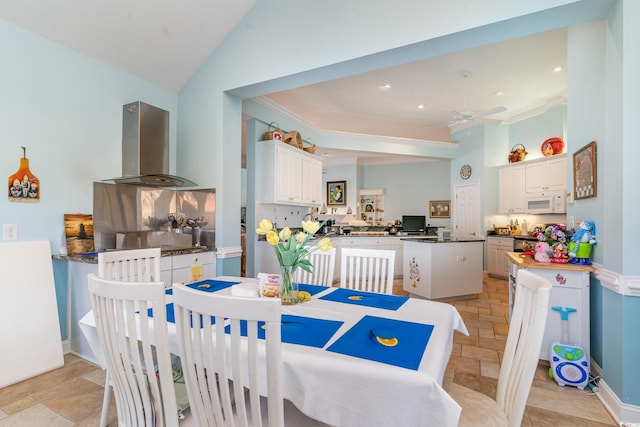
[279, 265, 299, 305]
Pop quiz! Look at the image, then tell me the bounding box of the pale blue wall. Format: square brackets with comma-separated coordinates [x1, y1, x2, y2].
[0, 21, 178, 254]
[360, 161, 451, 226]
[0, 21, 178, 341]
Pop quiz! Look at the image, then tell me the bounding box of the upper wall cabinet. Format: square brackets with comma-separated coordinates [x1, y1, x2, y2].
[525, 154, 567, 194]
[498, 164, 526, 214]
[256, 140, 323, 207]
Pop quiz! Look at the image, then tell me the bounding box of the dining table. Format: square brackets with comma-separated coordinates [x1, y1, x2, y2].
[79, 276, 468, 427]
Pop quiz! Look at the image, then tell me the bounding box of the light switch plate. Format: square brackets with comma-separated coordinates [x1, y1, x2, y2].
[3, 224, 18, 241]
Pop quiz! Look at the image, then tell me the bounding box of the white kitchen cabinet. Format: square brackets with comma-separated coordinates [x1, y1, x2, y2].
[507, 254, 592, 360]
[358, 189, 385, 225]
[275, 144, 302, 203]
[498, 164, 525, 214]
[487, 236, 513, 279]
[170, 252, 216, 285]
[256, 140, 323, 207]
[301, 156, 323, 205]
[525, 154, 567, 194]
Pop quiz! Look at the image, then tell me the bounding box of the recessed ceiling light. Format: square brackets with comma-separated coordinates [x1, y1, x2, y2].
[417, 104, 425, 109]
[381, 84, 391, 89]
[494, 90, 504, 96]
[553, 66, 563, 73]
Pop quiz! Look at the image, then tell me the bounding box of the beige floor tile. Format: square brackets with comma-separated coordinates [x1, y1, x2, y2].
[461, 345, 499, 363]
[0, 404, 73, 427]
[480, 361, 501, 379]
[35, 377, 107, 423]
[478, 327, 495, 339]
[446, 355, 480, 375]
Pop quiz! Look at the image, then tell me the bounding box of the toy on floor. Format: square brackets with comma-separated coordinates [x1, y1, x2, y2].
[549, 306, 589, 390]
[568, 221, 597, 265]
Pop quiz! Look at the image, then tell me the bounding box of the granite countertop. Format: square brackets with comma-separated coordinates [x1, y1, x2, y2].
[506, 251, 595, 272]
[401, 238, 485, 243]
[53, 246, 216, 264]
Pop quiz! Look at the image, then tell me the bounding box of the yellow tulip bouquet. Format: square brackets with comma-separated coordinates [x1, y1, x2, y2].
[256, 218, 332, 304]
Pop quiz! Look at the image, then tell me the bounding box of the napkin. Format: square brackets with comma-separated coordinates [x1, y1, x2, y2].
[319, 288, 409, 310]
[327, 315, 434, 370]
[231, 282, 259, 297]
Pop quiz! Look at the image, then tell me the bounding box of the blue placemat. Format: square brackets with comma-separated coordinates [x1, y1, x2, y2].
[319, 288, 409, 311]
[231, 314, 343, 348]
[187, 279, 240, 293]
[148, 303, 216, 327]
[326, 315, 434, 370]
[298, 283, 330, 296]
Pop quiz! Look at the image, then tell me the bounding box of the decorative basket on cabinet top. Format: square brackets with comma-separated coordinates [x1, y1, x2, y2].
[508, 144, 528, 163]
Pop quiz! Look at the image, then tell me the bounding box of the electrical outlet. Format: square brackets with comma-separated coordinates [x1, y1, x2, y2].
[3, 224, 18, 241]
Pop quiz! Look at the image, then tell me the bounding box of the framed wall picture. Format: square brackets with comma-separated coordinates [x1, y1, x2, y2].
[573, 141, 597, 200]
[429, 200, 450, 218]
[327, 181, 346, 206]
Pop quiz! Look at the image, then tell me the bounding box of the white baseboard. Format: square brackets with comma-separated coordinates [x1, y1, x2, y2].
[62, 339, 71, 354]
[591, 360, 640, 424]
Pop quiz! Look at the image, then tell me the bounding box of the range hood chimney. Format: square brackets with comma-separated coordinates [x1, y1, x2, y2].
[114, 101, 196, 187]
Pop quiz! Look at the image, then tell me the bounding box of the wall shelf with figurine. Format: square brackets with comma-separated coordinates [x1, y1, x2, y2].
[358, 188, 385, 225]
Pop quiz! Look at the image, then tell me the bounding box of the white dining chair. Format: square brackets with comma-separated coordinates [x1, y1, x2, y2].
[98, 247, 162, 282]
[293, 247, 336, 287]
[173, 284, 329, 427]
[87, 273, 181, 427]
[445, 269, 552, 427]
[339, 248, 396, 294]
[96, 248, 163, 427]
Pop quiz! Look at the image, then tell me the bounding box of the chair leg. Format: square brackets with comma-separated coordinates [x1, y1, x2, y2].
[100, 371, 112, 427]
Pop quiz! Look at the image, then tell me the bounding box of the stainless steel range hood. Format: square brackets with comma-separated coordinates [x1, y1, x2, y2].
[113, 101, 196, 187]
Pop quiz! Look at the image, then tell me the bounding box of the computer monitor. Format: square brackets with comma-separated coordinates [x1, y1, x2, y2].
[402, 215, 426, 233]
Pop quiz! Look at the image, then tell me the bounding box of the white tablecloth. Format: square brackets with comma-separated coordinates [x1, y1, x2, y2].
[79, 276, 468, 427]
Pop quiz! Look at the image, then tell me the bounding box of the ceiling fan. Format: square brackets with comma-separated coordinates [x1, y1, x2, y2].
[448, 72, 507, 130]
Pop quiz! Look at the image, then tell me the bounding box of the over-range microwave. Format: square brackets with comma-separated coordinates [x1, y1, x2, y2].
[526, 192, 566, 214]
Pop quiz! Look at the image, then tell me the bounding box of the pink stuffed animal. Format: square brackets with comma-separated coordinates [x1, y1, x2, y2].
[534, 242, 551, 263]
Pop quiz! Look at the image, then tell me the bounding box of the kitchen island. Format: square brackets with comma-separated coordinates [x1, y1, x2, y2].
[402, 238, 484, 300]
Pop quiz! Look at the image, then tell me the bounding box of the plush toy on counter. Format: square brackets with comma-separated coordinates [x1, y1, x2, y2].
[534, 241, 551, 263]
[568, 221, 597, 265]
[550, 242, 569, 263]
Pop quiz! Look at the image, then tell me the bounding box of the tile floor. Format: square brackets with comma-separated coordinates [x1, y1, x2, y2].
[0, 276, 616, 426]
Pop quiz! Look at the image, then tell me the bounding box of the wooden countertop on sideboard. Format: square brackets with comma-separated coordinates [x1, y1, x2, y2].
[506, 252, 595, 272]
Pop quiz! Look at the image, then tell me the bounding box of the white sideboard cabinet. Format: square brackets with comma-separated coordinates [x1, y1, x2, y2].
[507, 253, 592, 361]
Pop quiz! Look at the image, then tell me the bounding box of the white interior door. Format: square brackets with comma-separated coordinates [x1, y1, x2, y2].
[454, 182, 481, 240]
